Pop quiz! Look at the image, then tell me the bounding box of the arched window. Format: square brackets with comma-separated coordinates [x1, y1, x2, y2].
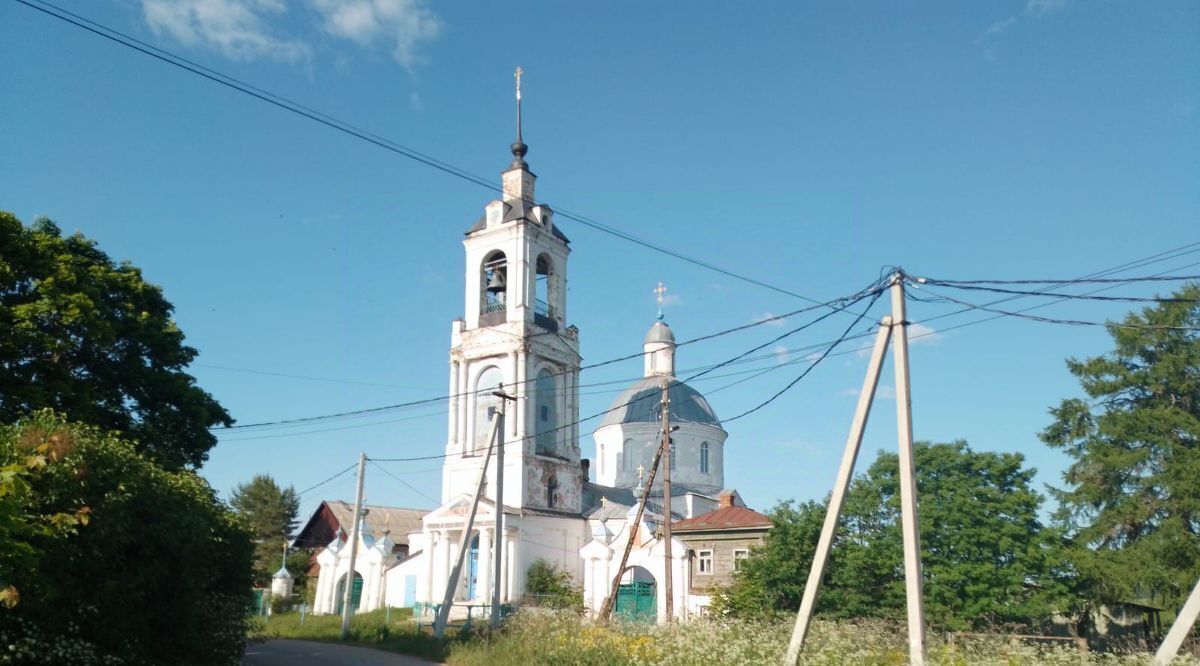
[700, 441, 710, 474]
[535, 369, 557, 456]
[480, 251, 507, 324]
[535, 254, 552, 318]
[472, 367, 503, 455]
[623, 438, 634, 471]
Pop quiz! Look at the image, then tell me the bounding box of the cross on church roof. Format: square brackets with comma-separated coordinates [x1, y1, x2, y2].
[654, 282, 668, 320]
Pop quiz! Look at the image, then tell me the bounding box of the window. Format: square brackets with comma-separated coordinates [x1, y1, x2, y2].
[623, 438, 634, 471]
[472, 367, 503, 456]
[697, 550, 714, 575]
[700, 441, 710, 474]
[733, 549, 749, 571]
[546, 476, 558, 508]
[535, 369, 557, 456]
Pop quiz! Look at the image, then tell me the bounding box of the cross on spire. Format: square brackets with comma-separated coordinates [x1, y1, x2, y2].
[511, 66, 528, 167]
[654, 282, 668, 320]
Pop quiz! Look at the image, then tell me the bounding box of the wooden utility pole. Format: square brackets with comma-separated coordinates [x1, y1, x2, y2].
[491, 386, 515, 628]
[784, 273, 927, 665]
[891, 274, 927, 666]
[1155, 576, 1200, 665]
[598, 441, 667, 620]
[784, 319, 893, 663]
[660, 377, 674, 622]
[433, 411, 502, 637]
[339, 452, 367, 639]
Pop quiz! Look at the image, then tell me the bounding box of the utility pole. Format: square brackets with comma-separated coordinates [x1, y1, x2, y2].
[492, 385, 516, 628]
[1156, 575, 1200, 665]
[659, 377, 674, 622]
[784, 319, 893, 663]
[784, 272, 927, 665]
[339, 452, 367, 640]
[891, 273, 927, 666]
[434, 409, 502, 637]
[598, 439, 667, 620]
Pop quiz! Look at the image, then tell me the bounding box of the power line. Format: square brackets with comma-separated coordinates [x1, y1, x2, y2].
[213, 282, 882, 432]
[297, 462, 358, 497]
[909, 285, 1200, 331]
[15, 0, 847, 309]
[370, 287, 886, 463]
[368, 460, 439, 506]
[913, 278, 1200, 302]
[721, 290, 885, 423]
[914, 273, 1200, 286]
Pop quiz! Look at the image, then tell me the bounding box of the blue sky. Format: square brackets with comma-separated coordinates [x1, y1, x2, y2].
[2, 0, 1197, 524]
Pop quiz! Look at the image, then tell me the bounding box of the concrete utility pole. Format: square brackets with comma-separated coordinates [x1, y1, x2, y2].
[492, 386, 516, 628]
[339, 452, 367, 639]
[1155, 575, 1200, 665]
[434, 409, 502, 637]
[660, 377, 674, 622]
[891, 274, 927, 666]
[784, 273, 927, 665]
[784, 319, 893, 663]
[598, 437, 667, 621]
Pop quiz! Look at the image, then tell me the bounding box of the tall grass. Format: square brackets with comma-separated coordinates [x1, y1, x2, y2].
[446, 612, 1200, 666]
[250, 608, 451, 661]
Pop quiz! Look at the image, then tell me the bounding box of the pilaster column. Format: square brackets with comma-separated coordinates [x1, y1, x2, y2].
[477, 527, 492, 603]
[448, 361, 460, 447]
[506, 532, 519, 601]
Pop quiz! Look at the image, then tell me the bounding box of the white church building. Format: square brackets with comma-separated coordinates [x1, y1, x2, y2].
[308, 82, 760, 623]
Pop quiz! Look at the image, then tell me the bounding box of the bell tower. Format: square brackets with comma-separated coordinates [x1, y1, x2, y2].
[442, 69, 583, 514]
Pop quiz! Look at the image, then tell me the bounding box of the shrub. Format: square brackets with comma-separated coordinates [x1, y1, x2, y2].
[523, 559, 583, 611]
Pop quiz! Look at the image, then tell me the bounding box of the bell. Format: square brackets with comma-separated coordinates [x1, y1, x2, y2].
[486, 270, 506, 294]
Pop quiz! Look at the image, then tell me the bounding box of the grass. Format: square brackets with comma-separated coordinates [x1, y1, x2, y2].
[249, 608, 454, 662]
[444, 612, 1200, 666]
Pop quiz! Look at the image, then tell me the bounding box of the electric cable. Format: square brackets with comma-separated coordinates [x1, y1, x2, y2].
[297, 462, 359, 497]
[368, 461, 440, 506]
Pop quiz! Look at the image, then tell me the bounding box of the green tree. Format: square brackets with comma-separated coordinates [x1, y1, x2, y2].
[718, 441, 1071, 630]
[230, 474, 300, 585]
[0, 411, 254, 666]
[0, 212, 232, 470]
[1041, 284, 1200, 607]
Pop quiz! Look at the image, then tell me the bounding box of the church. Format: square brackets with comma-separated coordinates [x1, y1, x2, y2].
[306, 77, 772, 624]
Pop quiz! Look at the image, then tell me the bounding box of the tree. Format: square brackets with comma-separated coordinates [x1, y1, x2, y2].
[230, 474, 300, 586]
[718, 441, 1071, 630]
[524, 558, 583, 611]
[1041, 284, 1200, 608]
[0, 411, 254, 666]
[0, 212, 232, 470]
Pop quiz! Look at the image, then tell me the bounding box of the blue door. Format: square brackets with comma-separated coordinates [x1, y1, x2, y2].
[467, 534, 479, 600]
[404, 575, 417, 607]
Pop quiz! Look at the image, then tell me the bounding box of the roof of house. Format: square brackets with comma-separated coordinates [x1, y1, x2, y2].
[671, 505, 773, 533]
[293, 501, 427, 548]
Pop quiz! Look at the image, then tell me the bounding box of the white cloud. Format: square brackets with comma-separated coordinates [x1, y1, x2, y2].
[773, 345, 791, 365]
[754, 312, 786, 328]
[979, 0, 1069, 51]
[908, 322, 943, 346]
[309, 0, 443, 71]
[142, 0, 309, 62]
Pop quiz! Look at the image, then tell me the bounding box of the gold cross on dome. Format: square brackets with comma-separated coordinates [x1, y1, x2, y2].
[637, 464, 645, 482]
[514, 66, 523, 100]
[654, 282, 668, 320]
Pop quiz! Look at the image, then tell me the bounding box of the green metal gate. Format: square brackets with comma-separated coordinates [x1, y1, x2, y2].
[335, 573, 364, 615]
[615, 581, 656, 621]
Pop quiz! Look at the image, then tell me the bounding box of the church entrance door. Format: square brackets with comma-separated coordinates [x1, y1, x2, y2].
[466, 534, 480, 600]
[615, 566, 656, 621]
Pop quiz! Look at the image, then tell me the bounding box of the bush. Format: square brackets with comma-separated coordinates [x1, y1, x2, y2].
[523, 559, 583, 611]
[0, 412, 254, 666]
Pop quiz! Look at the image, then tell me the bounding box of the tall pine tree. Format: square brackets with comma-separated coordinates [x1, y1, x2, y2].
[1041, 284, 1200, 607]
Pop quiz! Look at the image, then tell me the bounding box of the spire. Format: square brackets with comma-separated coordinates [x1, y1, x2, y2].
[510, 66, 528, 169]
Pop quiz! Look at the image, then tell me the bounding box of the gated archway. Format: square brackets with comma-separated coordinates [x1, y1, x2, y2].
[615, 565, 656, 621]
[334, 571, 364, 615]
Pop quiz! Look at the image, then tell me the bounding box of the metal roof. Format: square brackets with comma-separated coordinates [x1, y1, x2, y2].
[643, 320, 675, 345]
[596, 377, 721, 429]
